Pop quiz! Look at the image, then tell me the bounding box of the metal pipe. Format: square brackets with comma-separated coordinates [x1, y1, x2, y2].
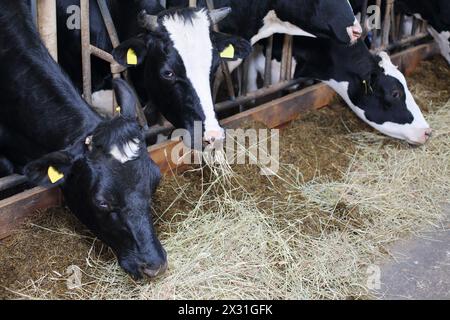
[372, 0, 382, 50]
[97, 0, 121, 48]
[0, 175, 28, 193]
[360, 0, 369, 37]
[90, 45, 115, 64]
[30, 0, 38, 26]
[264, 36, 274, 87]
[385, 33, 430, 51]
[280, 35, 293, 82]
[206, 0, 237, 101]
[216, 78, 302, 112]
[80, 0, 92, 104]
[381, 0, 393, 49]
[37, 0, 58, 61]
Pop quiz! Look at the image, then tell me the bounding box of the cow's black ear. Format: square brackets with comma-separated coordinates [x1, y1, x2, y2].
[24, 151, 75, 187]
[112, 38, 148, 67]
[112, 79, 137, 118]
[212, 32, 252, 61]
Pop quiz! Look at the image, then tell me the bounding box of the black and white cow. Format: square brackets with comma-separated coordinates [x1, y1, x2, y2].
[247, 36, 432, 145]
[0, 1, 166, 279]
[57, 0, 251, 144]
[350, 0, 450, 64]
[396, 0, 450, 64]
[169, 0, 362, 45]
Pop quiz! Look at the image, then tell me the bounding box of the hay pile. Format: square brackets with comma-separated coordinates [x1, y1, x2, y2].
[0, 57, 449, 300]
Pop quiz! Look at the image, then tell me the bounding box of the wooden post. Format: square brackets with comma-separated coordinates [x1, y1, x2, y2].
[37, 0, 58, 61]
[189, 0, 197, 8]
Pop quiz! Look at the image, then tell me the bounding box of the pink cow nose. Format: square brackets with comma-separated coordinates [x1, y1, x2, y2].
[204, 130, 224, 144]
[347, 21, 363, 43]
[410, 128, 433, 145]
[424, 128, 433, 140]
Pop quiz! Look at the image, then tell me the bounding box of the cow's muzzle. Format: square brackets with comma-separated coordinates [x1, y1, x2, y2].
[142, 261, 168, 278]
[347, 20, 363, 44]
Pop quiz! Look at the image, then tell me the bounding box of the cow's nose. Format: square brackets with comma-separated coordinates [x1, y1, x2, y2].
[204, 130, 225, 144]
[347, 21, 362, 43]
[424, 128, 433, 140]
[409, 128, 433, 145]
[142, 260, 168, 278]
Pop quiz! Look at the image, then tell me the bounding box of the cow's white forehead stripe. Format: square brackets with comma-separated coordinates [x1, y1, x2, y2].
[110, 139, 140, 164]
[162, 10, 221, 134]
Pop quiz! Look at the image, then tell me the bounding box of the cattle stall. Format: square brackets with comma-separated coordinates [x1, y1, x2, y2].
[0, 0, 440, 240]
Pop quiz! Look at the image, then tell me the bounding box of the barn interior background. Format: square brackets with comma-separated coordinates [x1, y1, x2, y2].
[0, 0, 449, 299]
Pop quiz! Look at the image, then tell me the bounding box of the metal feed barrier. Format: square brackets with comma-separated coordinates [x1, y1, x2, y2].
[0, 0, 438, 238]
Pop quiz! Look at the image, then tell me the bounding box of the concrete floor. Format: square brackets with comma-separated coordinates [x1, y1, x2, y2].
[375, 205, 450, 300]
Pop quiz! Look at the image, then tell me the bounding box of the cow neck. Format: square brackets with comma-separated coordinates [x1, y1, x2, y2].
[0, 3, 101, 151]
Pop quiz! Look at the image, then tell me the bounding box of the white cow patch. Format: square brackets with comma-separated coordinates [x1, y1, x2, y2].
[92, 90, 114, 117]
[427, 27, 450, 65]
[245, 45, 298, 92]
[227, 58, 243, 74]
[251, 10, 316, 46]
[324, 53, 430, 145]
[162, 9, 223, 139]
[110, 139, 141, 164]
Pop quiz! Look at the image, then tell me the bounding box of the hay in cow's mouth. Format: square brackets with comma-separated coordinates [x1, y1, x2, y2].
[1, 57, 449, 300]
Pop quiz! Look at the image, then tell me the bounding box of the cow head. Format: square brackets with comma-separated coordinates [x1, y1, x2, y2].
[112, 7, 251, 146]
[24, 80, 166, 280]
[325, 52, 431, 145]
[309, 0, 362, 44]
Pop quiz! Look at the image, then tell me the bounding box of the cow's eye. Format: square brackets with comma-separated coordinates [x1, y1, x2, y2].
[162, 70, 175, 80]
[392, 89, 403, 99]
[99, 202, 109, 209]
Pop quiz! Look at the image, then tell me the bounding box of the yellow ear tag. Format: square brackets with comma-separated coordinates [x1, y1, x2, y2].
[220, 44, 235, 59]
[115, 105, 121, 114]
[48, 166, 64, 184]
[127, 48, 138, 65]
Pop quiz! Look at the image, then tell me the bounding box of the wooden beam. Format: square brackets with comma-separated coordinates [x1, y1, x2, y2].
[390, 43, 439, 76]
[0, 187, 62, 239]
[222, 83, 334, 129]
[0, 43, 438, 239]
